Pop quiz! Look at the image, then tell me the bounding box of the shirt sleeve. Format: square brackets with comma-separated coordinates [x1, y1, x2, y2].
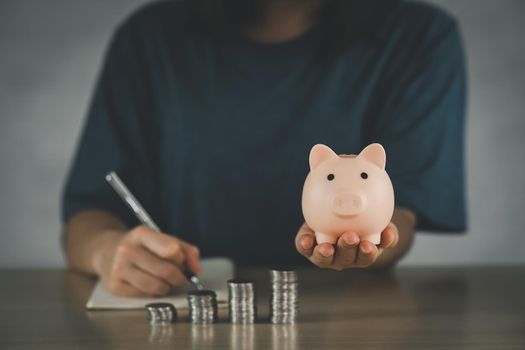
[367, 18, 467, 232]
[61, 19, 161, 227]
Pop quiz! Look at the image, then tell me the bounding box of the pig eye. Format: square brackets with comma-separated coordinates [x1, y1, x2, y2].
[360, 172, 368, 179]
[327, 174, 335, 181]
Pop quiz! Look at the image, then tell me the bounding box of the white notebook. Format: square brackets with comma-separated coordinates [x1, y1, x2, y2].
[86, 257, 234, 310]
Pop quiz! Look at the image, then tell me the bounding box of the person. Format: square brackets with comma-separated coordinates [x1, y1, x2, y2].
[62, 0, 466, 297]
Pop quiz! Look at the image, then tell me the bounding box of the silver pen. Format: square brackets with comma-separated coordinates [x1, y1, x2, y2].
[106, 171, 204, 290]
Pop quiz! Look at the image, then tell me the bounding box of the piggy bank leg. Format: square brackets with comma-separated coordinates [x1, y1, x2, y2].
[361, 233, 381, 245]
[315, 232, 338, 245]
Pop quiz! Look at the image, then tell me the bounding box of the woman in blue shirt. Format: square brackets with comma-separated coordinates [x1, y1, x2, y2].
[62, 0, 466, 297]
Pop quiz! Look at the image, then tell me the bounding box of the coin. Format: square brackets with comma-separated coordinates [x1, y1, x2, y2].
[145, 302, 177, 324]
[269, 270, 299, 324]
[187, 289, 218, 324]
[228, 279, 256, 324]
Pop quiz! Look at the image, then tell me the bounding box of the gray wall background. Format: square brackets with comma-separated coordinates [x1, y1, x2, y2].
[1, 0, 524, 268]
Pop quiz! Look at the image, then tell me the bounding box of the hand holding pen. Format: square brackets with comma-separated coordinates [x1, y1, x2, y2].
[93, 172, 203, 297]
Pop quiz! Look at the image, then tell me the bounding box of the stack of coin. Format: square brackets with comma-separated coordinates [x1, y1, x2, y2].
[145, 303, 177, 324]
[269, 269, 298, 324]
[227, 279, 256, 324]
[187, 290, 218, 324]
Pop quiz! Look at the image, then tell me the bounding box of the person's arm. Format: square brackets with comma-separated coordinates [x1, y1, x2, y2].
[61, 12, 200, 297]
[368, 14, 467, 234]
[295, 207, 415, 270]
[63, 209, 126, 276]
[63, 209, 201, 297]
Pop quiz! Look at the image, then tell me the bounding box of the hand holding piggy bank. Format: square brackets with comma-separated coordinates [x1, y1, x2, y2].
[301, 143, 395, 245]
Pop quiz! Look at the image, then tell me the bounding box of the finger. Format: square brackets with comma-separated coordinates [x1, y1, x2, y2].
[106, 279, 149, 298]
[131, 226, 185, 267]
[295, 230, 315, 258]
[310, 243, 335, 268]
[379, 223, 399, 249]
[179, 241, 202, 274]
[392, 223, 400, 246]
[131, 246, 187, 287]
[333, 232, 360, 269]
[355, 240, 379, 267]
[121, 264, 171, 296]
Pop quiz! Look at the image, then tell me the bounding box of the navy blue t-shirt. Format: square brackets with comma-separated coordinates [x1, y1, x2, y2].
[62, 0, 467, 264]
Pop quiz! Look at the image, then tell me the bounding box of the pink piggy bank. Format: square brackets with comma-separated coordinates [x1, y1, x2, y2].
[301, 143, 395, 245]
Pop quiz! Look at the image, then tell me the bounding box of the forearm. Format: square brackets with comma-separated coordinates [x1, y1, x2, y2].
[371, 207, 417, 269]
[62, 210, 127, 276]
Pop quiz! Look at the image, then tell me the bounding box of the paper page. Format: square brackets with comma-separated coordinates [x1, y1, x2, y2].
[86, 257, 234, 310]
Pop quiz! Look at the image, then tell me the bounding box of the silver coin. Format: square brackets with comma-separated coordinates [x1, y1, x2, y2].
[145, 303, 177, 324]
[269, 270, 299, 324]
[187, 290, 218, 324]
[227, 279, 257, 324]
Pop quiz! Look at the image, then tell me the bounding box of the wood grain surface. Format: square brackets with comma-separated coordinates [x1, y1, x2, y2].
[0, 266, 524, 349]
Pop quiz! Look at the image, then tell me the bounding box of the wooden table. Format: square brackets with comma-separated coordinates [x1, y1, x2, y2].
[0, 266, 524, 349]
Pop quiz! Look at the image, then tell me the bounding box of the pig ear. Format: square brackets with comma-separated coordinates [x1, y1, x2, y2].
[357, 143, 386, 169]
[309, 144, 338, 170]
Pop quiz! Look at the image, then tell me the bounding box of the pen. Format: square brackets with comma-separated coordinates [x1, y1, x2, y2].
[105, 171, 204, 290]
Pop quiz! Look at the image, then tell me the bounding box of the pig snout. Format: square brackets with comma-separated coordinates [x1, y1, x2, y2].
[331, 192, 366, 217]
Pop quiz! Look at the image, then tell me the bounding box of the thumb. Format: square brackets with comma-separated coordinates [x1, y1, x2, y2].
[179, 241, 202, 274]
[295, 222, 316, 257]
